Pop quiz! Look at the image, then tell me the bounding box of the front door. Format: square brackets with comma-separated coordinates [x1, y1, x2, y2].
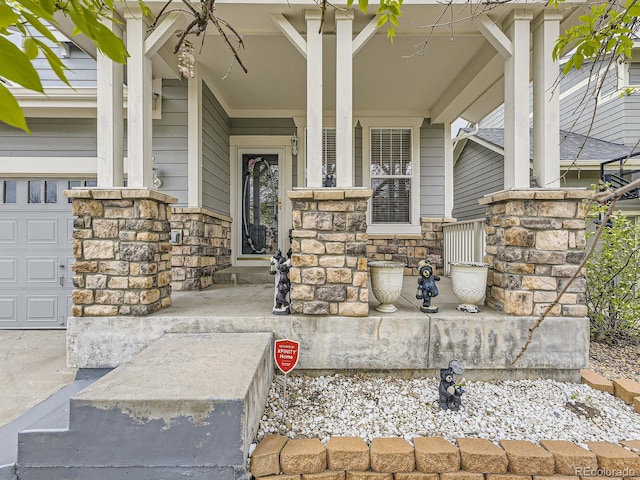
[237, 149, 283, 260]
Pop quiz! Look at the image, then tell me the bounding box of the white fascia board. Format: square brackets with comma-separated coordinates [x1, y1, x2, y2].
[11, 86, 162, 119]
[0, 157, 98, 176]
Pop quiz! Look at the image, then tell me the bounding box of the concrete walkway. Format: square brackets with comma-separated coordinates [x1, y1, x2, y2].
[0, 330, 77, 428]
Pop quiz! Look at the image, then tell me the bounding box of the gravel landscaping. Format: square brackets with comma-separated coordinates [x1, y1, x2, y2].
[257, 372, 640, 446]
[590, 341, 640, 382]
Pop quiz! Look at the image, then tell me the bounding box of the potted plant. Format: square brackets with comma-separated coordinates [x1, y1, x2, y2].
[449, 262, 490, 313]
[369, 261, 406, 313]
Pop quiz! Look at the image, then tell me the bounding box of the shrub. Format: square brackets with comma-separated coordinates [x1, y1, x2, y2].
[585, 206, 640, 344]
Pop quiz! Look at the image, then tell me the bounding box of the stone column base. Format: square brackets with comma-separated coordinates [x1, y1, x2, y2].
[65, 188, 177, 316]
[170, 207, 232, 291]
[479, 189, 593, 317]
[288, 188, 372, 317]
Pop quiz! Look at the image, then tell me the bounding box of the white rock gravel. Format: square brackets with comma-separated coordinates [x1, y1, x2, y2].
[257, 374, 640, 446]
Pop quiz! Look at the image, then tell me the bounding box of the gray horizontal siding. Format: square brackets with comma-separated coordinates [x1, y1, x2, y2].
[152, 79, 188, 205]
[419, 119, 445, 217]
[229, 118, 296, 136]
[453, 140, 503, 221]
[0, 118, 97, 156]
[35, 44, 97, 88]
[202, 83, 231, 216]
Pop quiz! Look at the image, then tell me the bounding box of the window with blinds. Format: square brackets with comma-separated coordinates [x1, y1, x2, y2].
[305, 128, 337, 186]
[370, 128, 412, 223]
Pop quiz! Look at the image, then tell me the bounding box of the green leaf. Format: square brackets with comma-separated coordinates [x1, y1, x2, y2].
[138, 0, 153, 17]
[376, 14, 388, 27]
[0, 36, 43, 91]
[0, 3, 19, 29]
[39, 0, 56, 15]
[23, 37, 38, 60]
[21, 11, 59, 43]
[34, 38, 70, 86]
[0, 82, 30, 132]
[358, 0, 368, 12]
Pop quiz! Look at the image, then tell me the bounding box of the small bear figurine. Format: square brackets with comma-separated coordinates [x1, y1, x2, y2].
[438, 360, 465, 411]
[416, 260, 440, 313]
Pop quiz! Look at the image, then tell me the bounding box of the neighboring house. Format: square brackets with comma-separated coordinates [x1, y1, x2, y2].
[454, 51, 640, 222]
[0, 0, 592, 328]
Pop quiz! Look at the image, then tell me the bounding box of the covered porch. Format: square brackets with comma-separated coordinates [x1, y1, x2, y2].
[66, 271, 588, 381]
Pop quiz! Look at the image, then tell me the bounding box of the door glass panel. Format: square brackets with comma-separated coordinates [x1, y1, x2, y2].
[241, 154, 278, 255]
[28, 181, 42, 204]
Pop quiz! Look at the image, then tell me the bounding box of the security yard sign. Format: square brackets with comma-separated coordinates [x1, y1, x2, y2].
[274, 339, 299, 374]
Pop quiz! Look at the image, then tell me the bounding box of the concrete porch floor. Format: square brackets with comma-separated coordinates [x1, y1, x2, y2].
[165, 274, 458, 319]
[66, 274, 589, 380]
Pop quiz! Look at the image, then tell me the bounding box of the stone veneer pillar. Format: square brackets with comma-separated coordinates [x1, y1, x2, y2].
[288, 189, 372, 316]
[65, 188, 177, 316]
[170, 208, 232, 291]
[479, 189, 593, 317]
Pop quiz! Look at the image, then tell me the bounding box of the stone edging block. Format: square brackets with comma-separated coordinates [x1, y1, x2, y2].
[251, 437, 640, 479]
[613, 378, 640, 405]
[579, 369, 614, 394]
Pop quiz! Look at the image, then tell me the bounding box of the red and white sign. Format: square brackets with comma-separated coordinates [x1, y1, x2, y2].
[274, 339, 299, 374]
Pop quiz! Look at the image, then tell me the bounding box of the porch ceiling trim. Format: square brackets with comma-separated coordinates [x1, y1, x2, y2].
[145, 11, 187, 57]
[476, 16, 512, 60]
[352, 15, 379, 56]
[430, 45, 502, 124]
[271, 13, 307, 58]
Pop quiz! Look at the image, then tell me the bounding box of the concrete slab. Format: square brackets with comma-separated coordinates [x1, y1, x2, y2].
[0, 331, 77, 428]
[66, 277, 589, 380]
[17, 333, 274, 480]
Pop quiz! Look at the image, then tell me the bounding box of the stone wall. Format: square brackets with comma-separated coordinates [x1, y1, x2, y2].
[288, 189, 372, 317]
[170, 207, 231, 291]
[66, 188, 176, 317]
[480, 189, 593, 317]
[366, 218, 455, 275]
[250, 434, 640, 479]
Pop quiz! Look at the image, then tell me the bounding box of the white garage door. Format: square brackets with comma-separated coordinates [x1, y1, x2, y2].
[0, 179, 93, 329]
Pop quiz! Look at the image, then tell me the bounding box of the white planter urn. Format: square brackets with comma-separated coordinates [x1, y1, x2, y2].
[369, 261, 406, 313]
[449, 262, 490, 313]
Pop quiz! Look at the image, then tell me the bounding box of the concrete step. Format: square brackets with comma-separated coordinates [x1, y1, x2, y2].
[0, 370, 110, 480]
[16, 333, 274, 480]
[214, 266, 274, 284]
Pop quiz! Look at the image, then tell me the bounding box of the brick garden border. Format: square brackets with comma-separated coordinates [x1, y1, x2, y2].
[250, 435, 640, 479]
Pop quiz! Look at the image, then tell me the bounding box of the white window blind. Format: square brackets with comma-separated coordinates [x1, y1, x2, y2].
[370, 128, 412, 224]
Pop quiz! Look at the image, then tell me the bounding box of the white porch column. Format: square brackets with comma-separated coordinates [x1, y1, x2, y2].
[533, 11, 562, 188]
[335, 10, 353, 188]
[126, 11, 153, 188]
[188, 64, 203, 207]
[306, 10, 323, 188]
[504, 11, 532, 189]
[443, 122, 454, 217]
[96, 20, 124, 187]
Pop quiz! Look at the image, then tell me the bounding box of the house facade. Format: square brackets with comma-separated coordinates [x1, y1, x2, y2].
[0, 0, 592, 328]
[454, 51, 640, 221]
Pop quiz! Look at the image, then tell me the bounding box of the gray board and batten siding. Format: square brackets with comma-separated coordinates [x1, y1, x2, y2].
[202, 82, 231, 216]
[453, 139, 504, 221]
[420, 119, 446, 217]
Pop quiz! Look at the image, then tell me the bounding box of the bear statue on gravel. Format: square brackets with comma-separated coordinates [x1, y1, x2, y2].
[438, 360, 465, 411]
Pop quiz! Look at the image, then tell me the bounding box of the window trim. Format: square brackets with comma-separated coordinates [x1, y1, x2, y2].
[361, 117, 422, 235]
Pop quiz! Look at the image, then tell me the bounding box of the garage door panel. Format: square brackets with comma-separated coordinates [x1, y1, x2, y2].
[0, 257, 17, 282]
[26, 257, 58, 283]
[66, 218, 75, 244]
[26, 218, 58, 243]
[0, 296, 17, 321]
[0, 178, 82, 328]
[26, 295, 58, 323]
[0, 218, 17, 243]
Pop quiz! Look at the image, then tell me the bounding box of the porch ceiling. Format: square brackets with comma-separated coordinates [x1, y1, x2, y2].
[131, 1, 584, 122]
